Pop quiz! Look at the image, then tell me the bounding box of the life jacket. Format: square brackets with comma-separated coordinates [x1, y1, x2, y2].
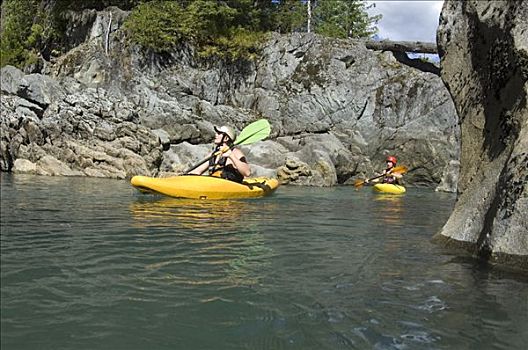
[383, 175, 397, 184]
[382, 166, 398, 184]
[208, 146, 246, 183]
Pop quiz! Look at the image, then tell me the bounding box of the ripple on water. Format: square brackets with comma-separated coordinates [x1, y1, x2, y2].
[2, 175, 528, 350]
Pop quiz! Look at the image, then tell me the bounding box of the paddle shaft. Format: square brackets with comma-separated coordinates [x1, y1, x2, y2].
[355, 165, 408, 188]
[184, 146, 233, 174]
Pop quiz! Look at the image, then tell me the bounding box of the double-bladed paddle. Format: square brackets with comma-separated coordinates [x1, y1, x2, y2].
[184, 119, 271, 174]
[354, 165, 408, 189]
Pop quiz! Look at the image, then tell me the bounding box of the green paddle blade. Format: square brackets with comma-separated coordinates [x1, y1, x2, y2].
[234, 119, 271, 146]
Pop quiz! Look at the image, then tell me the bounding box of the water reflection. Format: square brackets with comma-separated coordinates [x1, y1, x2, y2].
[130, 196, 252, 230]
[373, 195, 405, 226]
[129, 196, 274, 287]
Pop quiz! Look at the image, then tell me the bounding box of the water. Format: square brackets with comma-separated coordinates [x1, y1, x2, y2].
[1, 173, 527, 350]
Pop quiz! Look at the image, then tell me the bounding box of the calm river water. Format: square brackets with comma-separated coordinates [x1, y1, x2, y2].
[1, 173, 527, 349]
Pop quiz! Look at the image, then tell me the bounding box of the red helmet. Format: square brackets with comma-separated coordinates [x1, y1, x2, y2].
[386, 156, 397, 164]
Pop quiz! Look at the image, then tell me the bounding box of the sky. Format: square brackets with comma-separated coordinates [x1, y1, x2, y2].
[366, 1, 444, 43]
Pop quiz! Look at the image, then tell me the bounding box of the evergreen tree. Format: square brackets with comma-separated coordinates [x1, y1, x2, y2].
[272, 0, 307, 34]
[313, 0, 380, 39]
[0, 0, 47, 68]
[123, 1, 185, 53]
[269, 0, 379, 38]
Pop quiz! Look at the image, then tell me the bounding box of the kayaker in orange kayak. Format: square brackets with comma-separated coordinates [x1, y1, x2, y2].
[189, 125, 251, 183]
[366, 156, 403, 185]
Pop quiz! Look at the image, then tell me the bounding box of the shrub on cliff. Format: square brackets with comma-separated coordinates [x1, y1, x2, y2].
[122, 0, 378, 61]
[123, 0, 267, 61]
[0, 0, 379, 69]
[123, 1, 185, 53]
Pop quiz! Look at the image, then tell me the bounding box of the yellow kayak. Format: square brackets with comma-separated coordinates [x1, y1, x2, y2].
[373, 183, 406, 194]
[131, 175, 279, 199]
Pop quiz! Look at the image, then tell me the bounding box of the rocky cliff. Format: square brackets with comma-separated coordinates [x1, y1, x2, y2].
[1, 7, 458, 189]
[435, 0, 527, 268]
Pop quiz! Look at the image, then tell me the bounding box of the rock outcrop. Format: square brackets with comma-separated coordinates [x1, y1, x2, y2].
[435, 1, 528, 268]
[0, 65, 161, 178]
[1, 7, 459, 190]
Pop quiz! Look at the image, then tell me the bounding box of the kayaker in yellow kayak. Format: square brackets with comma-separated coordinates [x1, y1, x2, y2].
[366, 156, 403, 185]
[189, 125, 251, 183]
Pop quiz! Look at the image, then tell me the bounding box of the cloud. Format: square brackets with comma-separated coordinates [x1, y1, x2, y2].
[367, 1, 444, 42]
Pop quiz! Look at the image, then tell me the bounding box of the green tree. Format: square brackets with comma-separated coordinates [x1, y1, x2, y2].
[123, 1, 185, 53]
[1, 0, 147, 68]
[48, 0, 144, 12]
[225, 0, 275, 31]
[183, 0, 238, 39]
[1, 0, 381, 68]
[313, 0, 380, 39]
[0, 0, 40, 68]
[272, 0, 307, 34]
[269, 0, 379, 38]
[124, 0, 271, 61]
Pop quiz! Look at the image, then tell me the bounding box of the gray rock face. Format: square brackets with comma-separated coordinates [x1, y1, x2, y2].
[1, 72, 161, 178]
[1, 7, 459, 190]
[435, 1, 528, 268]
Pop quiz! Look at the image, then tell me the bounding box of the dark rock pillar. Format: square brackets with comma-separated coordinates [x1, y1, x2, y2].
[435, 0, 528, 269]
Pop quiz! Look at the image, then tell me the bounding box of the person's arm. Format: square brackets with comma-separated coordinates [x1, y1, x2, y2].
[392, 172, 403, 184]
[224, 148, 251, 177]
[365, 170, 384, 184]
